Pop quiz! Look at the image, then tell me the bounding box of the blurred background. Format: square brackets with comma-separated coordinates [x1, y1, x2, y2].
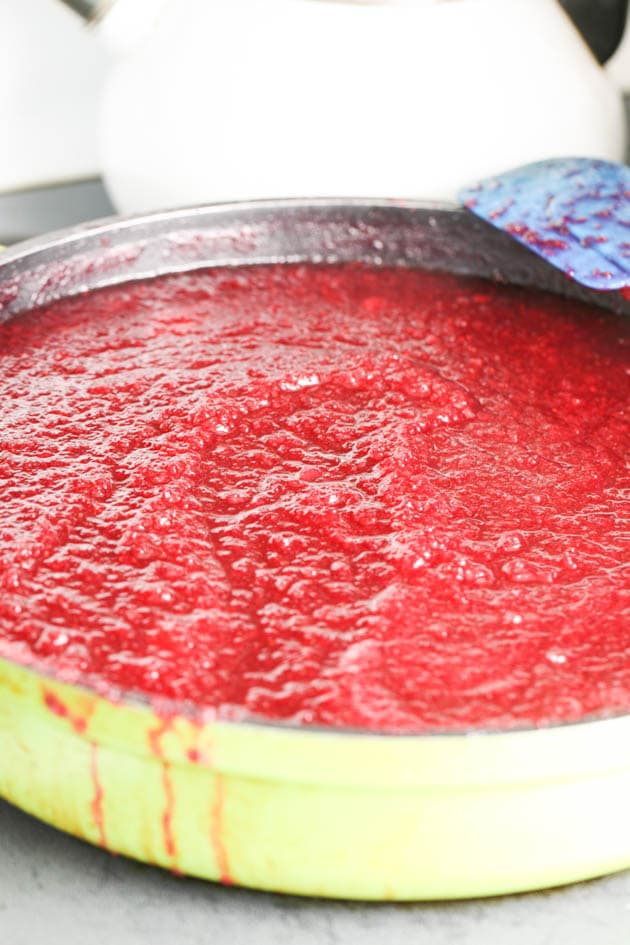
[0, 0, 628, 243]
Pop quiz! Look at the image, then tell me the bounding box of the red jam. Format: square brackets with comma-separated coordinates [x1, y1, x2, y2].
[0, 264, 627, 731]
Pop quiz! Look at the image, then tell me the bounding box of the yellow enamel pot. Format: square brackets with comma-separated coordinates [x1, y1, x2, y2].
[0, 201, 629, 901]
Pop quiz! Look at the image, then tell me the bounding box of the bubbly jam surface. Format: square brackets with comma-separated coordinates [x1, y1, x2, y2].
[0, 264, 628, 731]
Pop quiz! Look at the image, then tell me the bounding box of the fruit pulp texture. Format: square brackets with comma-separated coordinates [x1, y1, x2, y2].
[0, 264, 628, 731]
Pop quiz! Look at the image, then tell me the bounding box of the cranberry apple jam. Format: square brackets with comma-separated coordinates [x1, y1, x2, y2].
[0, 264, 627, 731]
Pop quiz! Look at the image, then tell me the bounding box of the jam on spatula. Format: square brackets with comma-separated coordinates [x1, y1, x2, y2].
[461, 158, 630, 292]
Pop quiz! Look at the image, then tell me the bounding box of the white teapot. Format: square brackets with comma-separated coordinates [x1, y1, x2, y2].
[64, 0, 627, 213]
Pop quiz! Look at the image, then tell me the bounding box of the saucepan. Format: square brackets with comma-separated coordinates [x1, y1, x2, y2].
[0, 200, 629, 900]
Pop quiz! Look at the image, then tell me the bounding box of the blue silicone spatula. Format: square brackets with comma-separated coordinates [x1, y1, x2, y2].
[459, 158, 630, 292]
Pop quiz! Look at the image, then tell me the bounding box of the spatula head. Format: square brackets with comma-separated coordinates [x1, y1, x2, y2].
[459, 158, 630, 291]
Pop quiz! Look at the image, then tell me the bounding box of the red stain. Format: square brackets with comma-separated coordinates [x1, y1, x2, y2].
[148, 717, 178, 865]
[210, 774, 233, 885]
[42, 688, 109, 851]
[42, 687, 89, 734]
[549, 218, 571, 237]
[488, 198, 514, 220]
[90, 743, 108, 849]
[582, 234, 608, 247]
[161, 762, 177, 862]
[186, 720, 213, 767]
[505, 223, 568, 254]
[147, 717, 171, 758]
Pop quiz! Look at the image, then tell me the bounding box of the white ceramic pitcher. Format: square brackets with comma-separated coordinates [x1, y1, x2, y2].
[66, 0, 627, 213]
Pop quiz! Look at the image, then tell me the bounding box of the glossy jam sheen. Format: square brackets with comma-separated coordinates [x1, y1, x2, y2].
[0, 264, 628, 732]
